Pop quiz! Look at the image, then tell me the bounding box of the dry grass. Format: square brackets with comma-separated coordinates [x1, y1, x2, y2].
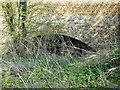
[28, 1, 119, 15]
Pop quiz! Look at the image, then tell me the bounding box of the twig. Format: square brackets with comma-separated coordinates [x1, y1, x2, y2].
[66, 45, 94, 53]
[37, 66, 53, 75]
[17, 73, 27, 88]
[107, 67, 120, 72]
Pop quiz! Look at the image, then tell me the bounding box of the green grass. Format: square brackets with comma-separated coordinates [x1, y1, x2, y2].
[1, 47, 120, 88]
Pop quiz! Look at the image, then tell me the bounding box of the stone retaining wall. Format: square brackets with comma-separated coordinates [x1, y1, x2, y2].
[50, 14, 119, 50]
[0, 2, 119, 55]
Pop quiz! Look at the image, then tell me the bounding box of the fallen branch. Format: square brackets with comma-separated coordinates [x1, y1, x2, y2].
[66, 45, 94, 53]
[107, 66, 120, 72]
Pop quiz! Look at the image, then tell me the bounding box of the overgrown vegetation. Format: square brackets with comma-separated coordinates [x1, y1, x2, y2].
[0, 1, 120, 88]
[1, 47, 120, 88]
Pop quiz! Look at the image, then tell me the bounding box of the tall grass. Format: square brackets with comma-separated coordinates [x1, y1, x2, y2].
[1, 47, 120, 88]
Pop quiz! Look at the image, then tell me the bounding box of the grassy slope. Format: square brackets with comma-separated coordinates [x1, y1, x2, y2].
[1, 47, 120, 88]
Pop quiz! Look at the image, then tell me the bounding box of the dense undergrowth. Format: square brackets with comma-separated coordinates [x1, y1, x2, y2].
[1, 47, 120, 88]
[0, 1, 120, 89]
